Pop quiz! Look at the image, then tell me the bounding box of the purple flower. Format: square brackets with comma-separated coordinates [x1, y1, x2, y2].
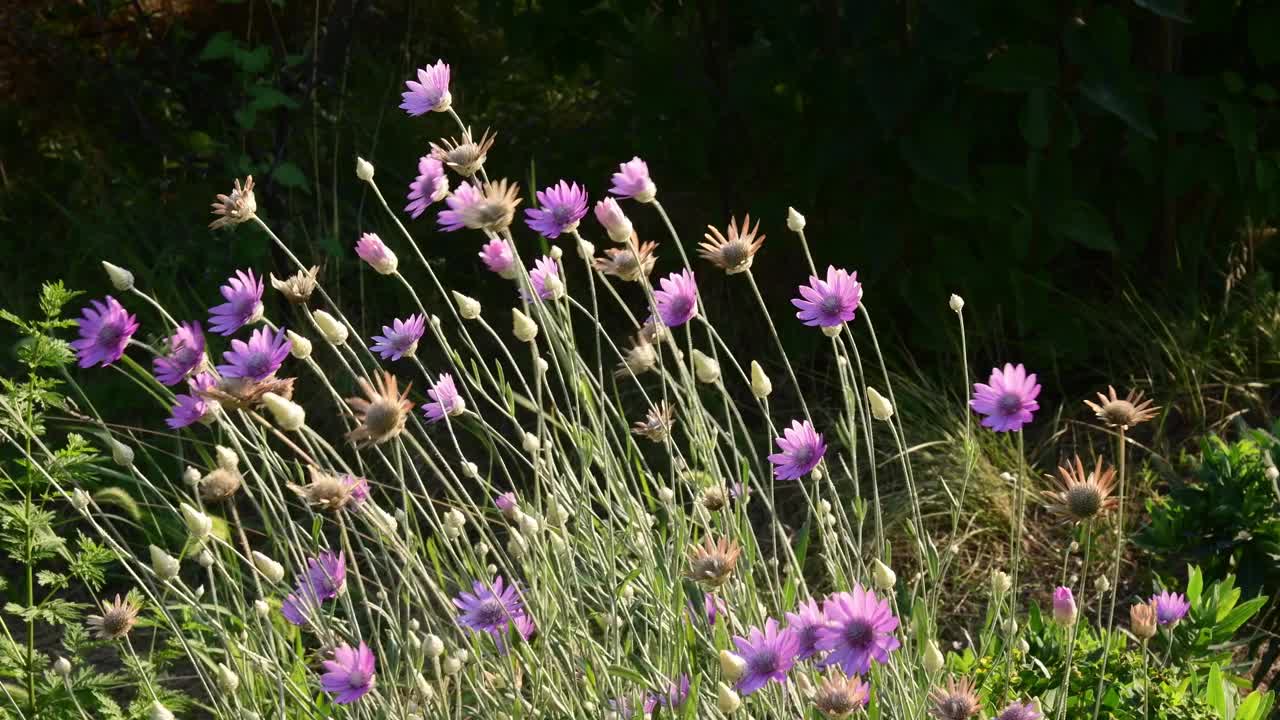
[343, 475, 370, 508]
[305, 551, 347, 601]
[1149, 590, 1190, 626]
[1053, 586, 1077, 625]
[521, 255, 563, 301]
[370, 314, 425, 361]
[355, 233, 398, 275]
[454, 575, 525, 639]
[422, 373, 465, 423]
[399, 60, 451, 115]
[495, 492, 518, 517]
[166, 372, 216, 429]
[216, 326, 291, 382]
[72, 296, 139, 368]
[479, 238, 517, 278]
[767, 420, 827, 481]
[792, 266, 863, 328]
[208, 269, 264, 336]
[525, 180, 588, 238]
[152, 321, 205, 385]
[406, 155, 450, 218]
[609, 156, 657, 202]
[785, 597, 827, 661]
[514, 613, 538, 641]
[320, 641, 377, 705]
[644, 675, 690, 713]
[438, 181, 483, 232]
[970, 363, 1041, 433]
[732, 618, 800, 695]
[281, 585, 318, 626]
[815, 585, 901, 676]
[997, 701, 1043, 720]
[653, 269, 699, 328]
[689, 594, 728, 627]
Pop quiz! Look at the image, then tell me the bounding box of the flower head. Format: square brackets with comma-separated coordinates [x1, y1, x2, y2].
[928, 676, 981, 720]
[1130, 601, 1158, 639]
[593, 198, 634, 243]
[290, 467, 367, 511]
[152, 322, 206, 385]
[198, 374, 295, 412]
[653, 269, 699, 328]
[320, 641, 377, 705]
[422, 373, 466, 423]
[454, 576, 525, 639]
[1052, 587, 1076, 626]
[495, 492, 518, 518]
[815, 584, 901, 676]
[644, 675, 690, 714]
[970, 363, 1041, 432]
[355, 233, 398, 275]
[216, 326, 291, 382]
[594, 241, 658, 282]
[208, 269, 264, 336]
[792, 266, 863, 328]
[1149, 590, 1189, 626]
[996, 701, 1042, 720]
[616, 334, 658, 377]
[768, 420, 826, 481]
[685, 536, 741, 588]
[609, 156, 657, 202]
[73, 296, 139, 368]
[430, 128, 496, 178]
[399, 60, 451, 115]
[370, 314, 426, 361]
[271, 266, 320, 304]
[731, 618, 800, 695]
[632, 402, 676, 443]
[406, 155, 450, 218]
[198, 467, 243, 503]
[209, 176, 257, 229]
[345, 371, 413, 446]
[525, 180, 589, 238]
[1047, 455, 1118, 522]
[87, 594, 141, 640]
[1084, 386, 1159, 429]
[785, 597, 827, 661]
[813, 672, 870, 718]
[304, 550, 347, 600]
[479, 237, 517, 278]
[700, 215, 765, 274]
[522, 256, 564, 302]
[167, 372, 217, 429]
[281, 586, 318, 626]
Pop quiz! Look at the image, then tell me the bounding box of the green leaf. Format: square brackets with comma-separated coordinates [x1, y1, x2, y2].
[248, 85, 300, 112]
[1216, 595, 1267, 636]
[272, 162, 309, 191]
[1236, 690, 1269, 720]
[1079, 75, 1155, 140]
[1206, 664, 1228, 718]
[1248, 6, 1280, 67]
[198, 32, 237, 62]
[1187, 564, 1203, 604]
[971, 44, 1058, 92]
[233, 46, 270, 74]
[1050, 202, 1117, 251]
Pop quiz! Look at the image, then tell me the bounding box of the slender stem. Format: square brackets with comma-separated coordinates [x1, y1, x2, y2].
[1003, 429, 1026, 703]
[1091, 426, 1127, 720]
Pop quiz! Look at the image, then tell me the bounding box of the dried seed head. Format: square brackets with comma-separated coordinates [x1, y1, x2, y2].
[289, 466, 363, 511]
[460, 179, 522, 233]
[701, 485, 729, 512]
[813, 672, 869, 718]
[1083, 385, 1159, 429]
[199, 375, 295, 412]
[199, 467, 243, 502]
[209, 176, 257, 229]
[430, 128, 497, 177]
[1047, 455, 1118, 522]
[699, 215, 765, 274]
[87, 594, 141, 640]
[928, 676, 981, 720]
[1130, 600, 1158, 640]
[346, 372, 413, 447]
[615, 336, 657, 377]
[594, 240, 658, 282]
[685, 536, 741, 588]
[632, 402, 676, 443]
[271, 266, 321, 304]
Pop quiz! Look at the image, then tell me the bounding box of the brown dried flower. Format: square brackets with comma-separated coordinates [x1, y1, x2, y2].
[594, 239, 658, 282]
[198, 467, 243, 503]
[927, 676, 981, 720]
[198, 375, 295, 412]
[346, 371, 413, 447]
[1046, 454, 1118, 522]
[87, 594, 141, 640]
[1084, 386, 1159, 429]
[699, 215, 765, 274]
[430, 128, 497, 177]
[1130, 601, 1158, 640]
[459, 179, 522, 233]
[632, 402, 675, 443]
[814, 671, 869, 718]
[685, 536, 741, 588]
[209, 176, 257, 230]
[270, 266, 320, 304]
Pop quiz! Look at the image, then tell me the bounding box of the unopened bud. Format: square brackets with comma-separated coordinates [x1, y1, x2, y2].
[196, 549, 215, 568]
[180, 503, 212, 540]
[252, 551, 285, 584]
[949, 293, 964, 313]
[262, 392, 306, 431]
[217, 663, 240, 692]
[577, 238, 596, 259]
[71, 488, 90, 512]
[53, 656, 71, 677]
[522, 432, 541, 454]
[452, 292, 482, 320]
[215, 445, 239, 471]
[786, 207, 806, 232]
[923, 639, 945, 674]
[149, 702, 175, 720]
[149, 545, 180, 582]
[549, 245, 563, 261]
[717, 682, 741, 713]
[1096, 575, 1111, 594]
[691, 349, 720, 384]
[424, 633, 445, 658]
[286, 330, 312, 359]
[108, 438, 134, 468]
[750, 360, 772, 399]
[312, 309, 348, 345]
[719, 650, 747, 681]
[992, 570, 1012, 595]
[872, 558, 897, 590]
[512, 309, 538, 342]
[355, 157, 375, 182]
[254, 599, 270, 617]
[101, 261, 136, 292]
[867, 387, 894, 421]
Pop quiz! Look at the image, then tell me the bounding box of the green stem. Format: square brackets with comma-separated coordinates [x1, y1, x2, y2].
[1091, 427, 1127, 720]
[1002, 429, 1027, 703]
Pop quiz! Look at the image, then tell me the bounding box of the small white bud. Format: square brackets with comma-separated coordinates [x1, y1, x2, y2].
[251, 551, 285, 584]
[577, 238, 596, 260]
[549, 245, 564, 260]
[149, 702, 175, 720]
[786, 207, 806, 232]
[1017, 637, 1030, 653]
[512, 309, 539, 342]
[183, 466, 202, 486]
[108, 437, 134, 468]
[101, 261, 135, 291]
[215, 445, 239, 471]
[872, 558, 897, 590]
[923, 639, 945, 674]
[750, 360, 772, 399]
[149, 545, 180, 582]
[1004, 618, 1018, 636]
[453, 648, 469, 664]
[462, 461, 479, 478]
[1267, 466, 1279, 482]
[992, 570, 1012, 595]
[431, 314, 442, 329]
[424, 633, 445, 658]
[196, 549, 215, 568]
[522, 432, 541, 454]
[355, 157, 375, 182]
[452, 291, 482, 320]
[949, 293, 965, 313]
[795, 671, 815, 698]
[53, 656, 71, 677]
[867, 387, 894, 421]
[543, 272, 566, 300]
[657, 487, 674, 504]
[535, 357, 549, 374]
[717, 682, 742, 713]
[286, 330, 312, 359]
[217, 663, 240, 692]
[818, 500, 833, 516]
[444, 509, 466, 531]
[442, 657, 462, 675]
[262, 392, 306, 431]
[1096, 575, 1111, 593]
[812, 466, 825, 481]
[519, 513, 540, 536]
[71, 488, 91, 512]
[312, 309, 348, 345]
[180, 503, 212, 540]
[506, 531, 527, 558]
[719, 650, 747, 681]
[254, 599, 270, 617]
[691, 349, 720, 384]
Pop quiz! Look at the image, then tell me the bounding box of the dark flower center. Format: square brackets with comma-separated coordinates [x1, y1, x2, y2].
[97, 323, 124, 345]
[1102, 400, 1136, 426]
[997, 393, 1022, 415]
[843, 618, 874, 649]
[1066, 485, 1102, 518]
[346, 668, 369, 687]
[937, 697, 974, 720]
[474, 599, 509, 628]
[820, 295, 842, 315]
[552, 205, 572, 225]
[791, 446, 814, 465]
[242, 351, 272, 379]
[746, 649, 778, 675]
[818, 690, 857, 713]
[667, 297, 693, 319]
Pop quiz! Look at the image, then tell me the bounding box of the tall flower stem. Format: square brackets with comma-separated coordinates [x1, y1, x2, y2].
[1002, 429, 1027, 702]
[1056, 521, 1093, 720]
[1091, 426, 1128, 720]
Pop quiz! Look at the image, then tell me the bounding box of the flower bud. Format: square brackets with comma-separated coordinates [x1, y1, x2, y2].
[691, 349, 720, 384]
[717, 682, 742, 713]
[1096, 575, 1111, 594]
[750, 360, 773, 399]
[424, 633, 445, 658]
[1267, 466, 1279, 482]
[53, 656, 71, 677]
[286, 330, 312, 359]
[356, 233, 398, 275]
[452, 291, 482, 320]
[542, 272, 566, 300]
[512, 309, 539, 342]
[251, 551, 285, 584]
[719, 650, 747, 681]
[549, 245, 564, 260]
[313, 309, 348, 345]
[949, 293, 964, 313]
[149, 702, 175, 720]
[102, 261, 135, 292]
[108, 437, 134, 468]
[657, 487, 674, 504]
[923, 639, 945, 674]
[522, 432, 541, 453]
[577, 238, 596, 259]
[867, 387, 894, 421]
[872, 558, 897, 590]
[149, 545, 180, 582]
[992, 570, 1012, 595]
[594, 198, 634, 243]
[1053, 586, 1077, 626]
[180, 503, 212, 540]
[355, 157, 375, 182]
[217, 663, 240, 692]
[786, 207, 806, 232]
[215, 445, 239, 471]
[197, 549, 215, 568]
[442, 657, 462, 676]
[254, 599, 270, 617]
[183, 466, 202, 486]
[262, 392, 306, 431]
[71, 488, 90, 512]
[1130, 601, 1158, 640]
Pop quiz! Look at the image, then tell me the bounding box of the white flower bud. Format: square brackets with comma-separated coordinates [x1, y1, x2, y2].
[461, 461, 479, 478]
[872, 558, 897, 590]
[286, 330, 312, 359]
[71, 488, 90, 512]
[444, 509, 466, 531]
[786, 207, 806, 232]
[149, 545, 180, 582]
[149, 702, 175, 720]
[691, 349, 720, 384]
[452, 291, 482, 320]
[254, 599, 270, 617]
[180, 503, 212, 540]
[719, 650, 747, 681]
[717, 683, 742, 713]
[108, 437, 134, 468]
[312, 309, 348, 345]
[657, 487, 674, 504]
[549, 245, 564, 260]
[949, 293, 965, 313]
[1017, 637, 1030, 653]
[442, 657, 462, 675]
[252, 551, 285, 584]
[217, 663, 240, 692]
[262, 392, 306, 431]
[215, 445, 239, 471]
[1267, 466, 1279, 482]
[506, 530, 527, 558]
[1096, 575, 1111, 593]
[992, 570, 1012, 595]
[923, 639, 945, 674]
[512, 309, 539, 342]
[183, 466, 201, 486]
[355, 157, 375, 182]
[543, 272, 566, 300]
[519, 513, 540, 536]
[101, 261, 135, 291]
[821, 324, 842, 337]
[424, 633, 445, 658]
[53, 656, 71, 677]
[795, 671, 815, 697]
[577, 238, 596, 260]
[818, 499, 833, 516]
[867, 387, 894, 421]
[197, 549, 215, 568]
[813, 467, 825, 481]
[750, 360, 773, 399]
[522, 432, 541, 453]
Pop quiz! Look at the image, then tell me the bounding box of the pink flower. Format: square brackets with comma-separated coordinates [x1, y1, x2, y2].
[72, 296, 139, 368]
[609, 156, 657, 202]
[970, 363, 1041, 432]
[399, 60, 451, 115]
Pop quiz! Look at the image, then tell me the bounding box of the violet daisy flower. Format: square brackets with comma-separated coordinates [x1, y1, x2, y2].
[166, 372, 217, 429]
[785, 597, 828, 661]
[320, 641, 377, 705]
[355, 233, 398, 275]
[152, 321, 206, 385]
[208, 269, 264, 336]
[525, 180, 589, 238]
[399, 60, 451, 115]
[996, 701, 1042, 720]
[216, 326, 291, 382]
[305, 551, 347, 601]
[815, 585, 901, 676]
[768, 420, 827, 481]
[732, 618, 800, 695]
[644, 675, 690, 713]
[437, 181, 484, 232]
[1149, 590, 1190, 626]
[405, 155, 450, 218]
[454, 576, 525, 639]
[970, 363, 1041, 433]
[422, 373, 466, 423]
[609, 156, 657, 203]
[792, 266, 863, 328]
[653, 269, 699, 328]
[522, 255, 564, 302]
[479, 238, 517, 278]
[281, 585, 319, 626]
[72, 296, 139, 368]
[370, 314, 425, 361]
